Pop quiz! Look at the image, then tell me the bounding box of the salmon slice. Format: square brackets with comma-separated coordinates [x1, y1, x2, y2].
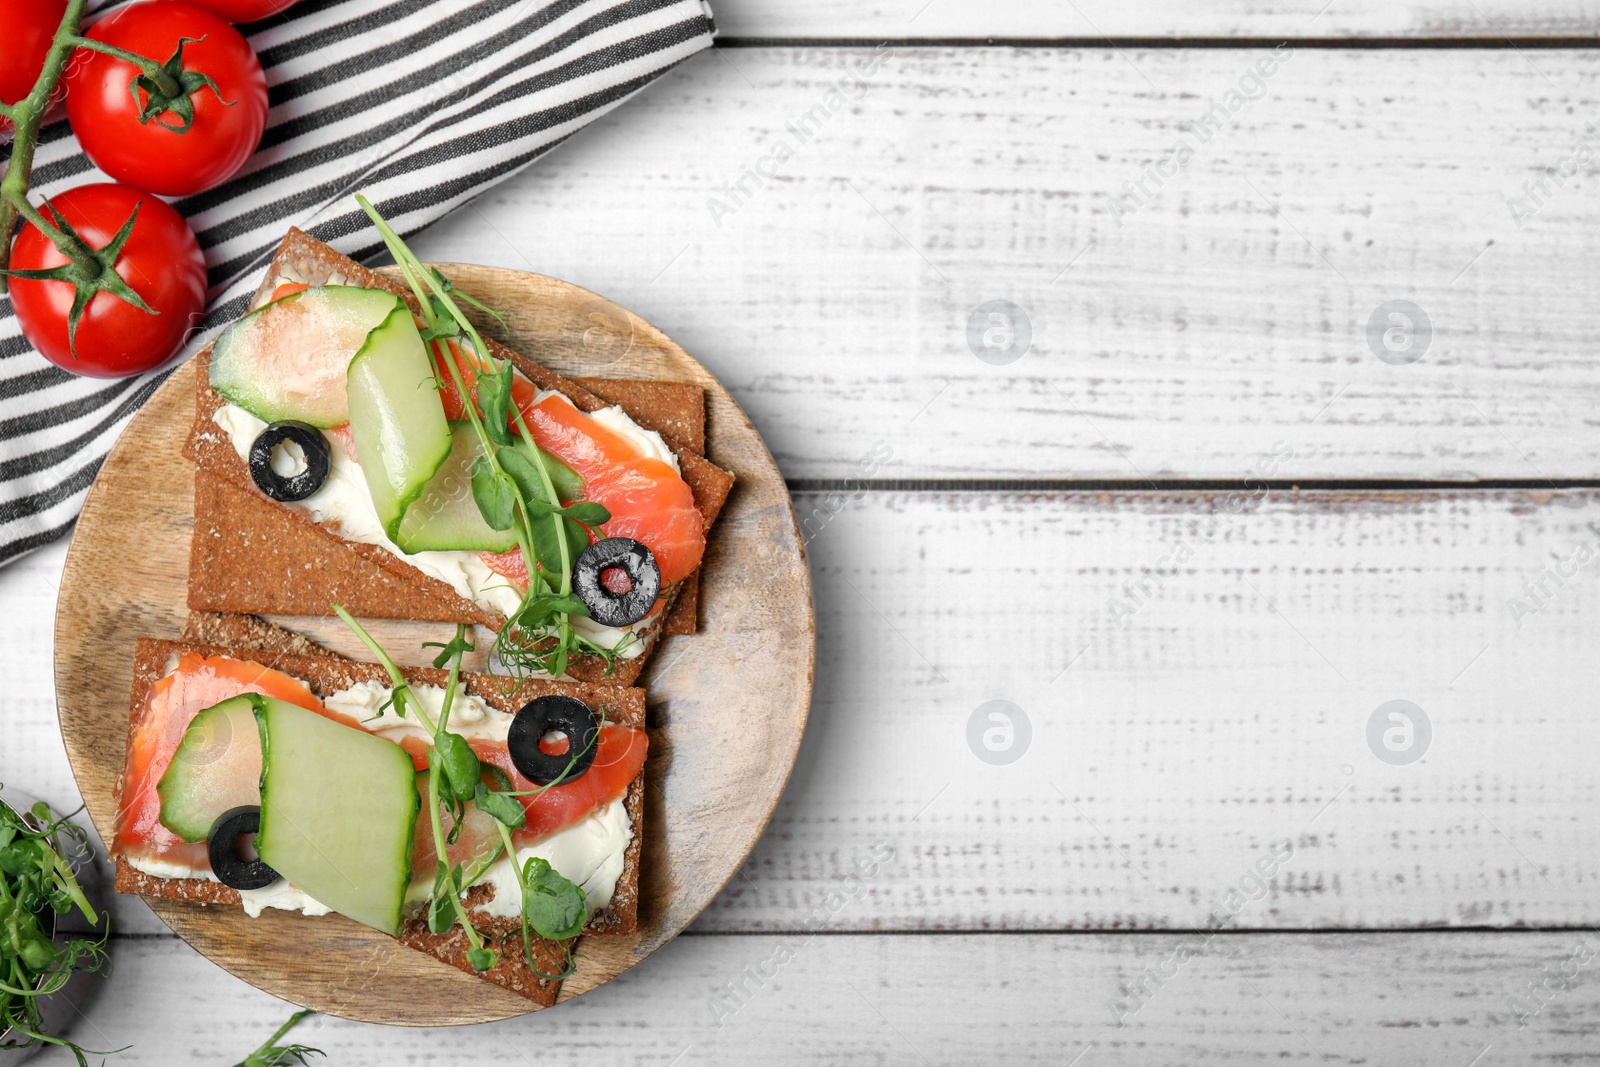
[476, 724, 648, 844]
[521, 394, 705, 585]
[430, 338, 706, 588]
[406, 724, 647, 879]
[113, 653, 326, 866]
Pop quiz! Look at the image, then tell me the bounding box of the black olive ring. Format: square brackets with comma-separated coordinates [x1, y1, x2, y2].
[508, 696, 599, 785]
[572, 537, 661, 627]
[249, 420, 331, 503]
[208, 806, 281, 891]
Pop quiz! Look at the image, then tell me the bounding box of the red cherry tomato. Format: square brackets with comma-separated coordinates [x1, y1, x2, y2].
[0, 0, 68, 136]
[8, 183, 207, 379]
[187, 0, 299, 21]
[64, 1, 267, 197]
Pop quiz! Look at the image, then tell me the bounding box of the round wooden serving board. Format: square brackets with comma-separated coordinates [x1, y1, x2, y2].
[52, 264, 815, 1025]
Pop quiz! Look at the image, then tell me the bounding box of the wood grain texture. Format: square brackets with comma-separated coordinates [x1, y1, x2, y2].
[412, 46, 1600, 481]
[713, 0, 1600, 39]
[710, 488, 1600, 932]
[48, 269, 814, 1023]
[52, 931, 1600, 1065]
[22, 488, 1600, 937]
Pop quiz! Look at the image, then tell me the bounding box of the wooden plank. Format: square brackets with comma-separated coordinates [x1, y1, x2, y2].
[709, 489, 1600, 931]
[713, 0, 1600, 39]
[413, 46, 1600, 481]
[15, 489, 1600, 935]
[61, 931, 1600, 1061]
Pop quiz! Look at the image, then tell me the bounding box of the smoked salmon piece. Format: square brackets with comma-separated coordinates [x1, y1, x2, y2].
[114, 653, 325, 867]
[477, 723, 648, 845]
[431, 339, 705, 590]
[520, 394, 704, 585]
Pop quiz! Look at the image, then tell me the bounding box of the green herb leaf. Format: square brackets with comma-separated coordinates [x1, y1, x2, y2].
[498, 441, 580, 580]
[419, 316, 460, 343]
[482, 763, 514, 793]
[538, 446, 586, 503]
[0, 840, 36, 876]
[466, 945, 497, 973]
[495, 445, 552, 508]
[435, 730, 482, 804]
[427, 863, 455, 934]
[0, 792, 113, 1062]
[473, 782, 526, 829]
[470, 455, 517, 531]
[517, 496, 611, 529]
[475, 362, 515, 447]
[557, 501, 611, 526]
[515, 593, 590, 631]
[519, 857, 587, 941]
[423, 629, 477, 670]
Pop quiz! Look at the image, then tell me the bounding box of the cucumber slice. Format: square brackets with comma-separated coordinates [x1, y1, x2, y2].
[211, 286, 402, 428]
[156, 695, 265, 843]
[254, 698, 420, 935]
[347, 306, 453, 541]
[394, 426, 590, 553]
[395, 423, 519, 554]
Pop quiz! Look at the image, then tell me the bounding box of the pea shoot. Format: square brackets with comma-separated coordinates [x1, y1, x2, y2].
[0, 792, 116, 1067]
[230, 1009, 323, 1067]
[356, 195, 636, 682]
[333, 609, 594, 978]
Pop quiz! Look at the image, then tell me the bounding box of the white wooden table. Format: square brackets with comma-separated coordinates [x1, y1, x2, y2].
[7, 2, 1600, 1062]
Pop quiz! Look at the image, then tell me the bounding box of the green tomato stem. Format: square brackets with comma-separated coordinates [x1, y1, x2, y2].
[0, 0, 89, 289]
[0, 187, 99, 274]
[61, 34, 182, 98]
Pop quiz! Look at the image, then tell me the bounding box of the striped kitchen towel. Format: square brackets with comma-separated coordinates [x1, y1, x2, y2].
[0, 0, 714, 566]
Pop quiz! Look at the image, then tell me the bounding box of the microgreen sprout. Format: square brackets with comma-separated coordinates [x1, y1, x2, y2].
[0, 791, 118, 1067]
[230, 1009, 323, 1067]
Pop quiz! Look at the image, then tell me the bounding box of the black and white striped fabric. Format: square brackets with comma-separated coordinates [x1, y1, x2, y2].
[0, 0, 714, 566]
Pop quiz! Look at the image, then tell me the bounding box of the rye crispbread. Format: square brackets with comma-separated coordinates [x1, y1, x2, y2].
[114, 637, 646, 1004]
[184, 229, 733, 674]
